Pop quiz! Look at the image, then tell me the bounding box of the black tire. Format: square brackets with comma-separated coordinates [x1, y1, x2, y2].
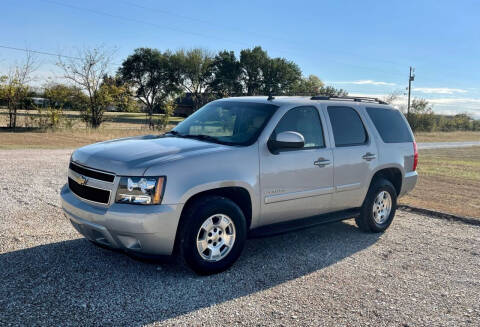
[356, 178, 397, 233]
[179, 195, 247, 275]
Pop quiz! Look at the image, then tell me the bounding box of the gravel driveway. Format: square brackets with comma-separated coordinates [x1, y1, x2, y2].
[1, 149, 479, 326]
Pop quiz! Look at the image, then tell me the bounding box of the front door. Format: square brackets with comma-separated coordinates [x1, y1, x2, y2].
[259, 106, 334, 226]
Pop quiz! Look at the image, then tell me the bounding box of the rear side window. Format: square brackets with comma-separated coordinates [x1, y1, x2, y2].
[366, 107, 413, 143]
[273, 106, 325, 148]
[327, 106, 367, 147]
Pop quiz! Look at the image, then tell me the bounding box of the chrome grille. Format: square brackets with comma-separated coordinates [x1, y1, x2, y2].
[68, 177, 110, 204]
[69, 162, 115, 183]
[68, 162, 117, 205]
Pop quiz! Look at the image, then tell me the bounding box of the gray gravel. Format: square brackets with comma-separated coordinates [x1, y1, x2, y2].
[1, 149, 479, 327]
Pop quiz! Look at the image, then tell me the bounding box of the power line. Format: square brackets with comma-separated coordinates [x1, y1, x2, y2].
[40, 0, 254, 48]
[3, 2, 407, 83]
[0, 45, 81, 60]
[118, 0, 408, 70]
[0, 44, 126, 68]
[0, 43, 404, 91]
[117, 0, 298, 46]
[39, 0, 406, 78]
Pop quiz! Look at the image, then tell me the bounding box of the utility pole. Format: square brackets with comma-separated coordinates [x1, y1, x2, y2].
[407, 66, 415, 117]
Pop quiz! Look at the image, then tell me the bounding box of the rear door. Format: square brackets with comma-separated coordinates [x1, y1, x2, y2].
[325, 105, 378, 211]
[259, 105, 334, 225]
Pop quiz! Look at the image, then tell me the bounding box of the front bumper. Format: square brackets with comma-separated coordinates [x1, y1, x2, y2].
[61, 184, 183, 255]
[399, 171, 418, 197]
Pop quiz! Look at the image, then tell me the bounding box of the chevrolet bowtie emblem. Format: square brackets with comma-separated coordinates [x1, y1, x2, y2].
[75, 175, 88, 186]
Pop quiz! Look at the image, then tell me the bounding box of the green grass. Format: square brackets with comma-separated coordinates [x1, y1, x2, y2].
[414, 131, 480, 142]
[417, 147, 480, 180]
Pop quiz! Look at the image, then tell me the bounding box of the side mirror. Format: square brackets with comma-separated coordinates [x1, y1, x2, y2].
[268, 131, 305, 153]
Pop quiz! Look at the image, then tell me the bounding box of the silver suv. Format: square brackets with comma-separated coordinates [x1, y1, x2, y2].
[61, 96, 418, 274]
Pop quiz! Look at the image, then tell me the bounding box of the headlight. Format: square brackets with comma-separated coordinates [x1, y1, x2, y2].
[115, 176, 165, 205]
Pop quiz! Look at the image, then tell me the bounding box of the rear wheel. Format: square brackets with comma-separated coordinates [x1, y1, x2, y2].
[356, 178, 397, 233]
[179, 196, 247, 275]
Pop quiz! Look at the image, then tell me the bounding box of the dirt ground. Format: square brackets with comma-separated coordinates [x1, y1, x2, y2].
[400, 146, 480, 218]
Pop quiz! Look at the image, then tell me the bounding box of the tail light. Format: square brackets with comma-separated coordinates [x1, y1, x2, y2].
[412, 141, 418, 171]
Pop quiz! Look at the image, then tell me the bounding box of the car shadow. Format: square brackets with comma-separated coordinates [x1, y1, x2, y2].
[0, 220, 380, 326]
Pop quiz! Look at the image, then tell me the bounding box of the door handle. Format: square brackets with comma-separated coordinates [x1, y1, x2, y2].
[314, 158, 331, 167]
[362, 152, 377, 161]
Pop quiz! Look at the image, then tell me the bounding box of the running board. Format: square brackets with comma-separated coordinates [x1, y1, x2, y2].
[248, 208, 360, 238]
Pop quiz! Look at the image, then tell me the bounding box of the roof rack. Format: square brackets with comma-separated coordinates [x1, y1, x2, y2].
[310, 95, 387, 104]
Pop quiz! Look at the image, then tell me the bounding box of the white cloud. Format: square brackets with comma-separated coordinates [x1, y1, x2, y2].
[352, 93, 480, 119]
[413, 87, 468, 94]
[353, 80, 396, 86]
[427, 98, 480, 105]
[329, 80, 396, 86]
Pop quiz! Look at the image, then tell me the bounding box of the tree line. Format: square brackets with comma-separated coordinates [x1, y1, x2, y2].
[383, 95, 480, 132]
[405, 98, 480, 132]
[117, 46, 347, 128]
[0, 46, 346, 130]
[1, 46, 478, 132]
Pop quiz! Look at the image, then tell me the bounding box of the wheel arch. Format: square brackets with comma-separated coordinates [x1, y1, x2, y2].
[173, 184, 254, 254]
[369, 166, 403, 196]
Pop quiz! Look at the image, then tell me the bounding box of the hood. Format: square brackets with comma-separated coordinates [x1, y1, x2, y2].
[71, 135, 229, 176]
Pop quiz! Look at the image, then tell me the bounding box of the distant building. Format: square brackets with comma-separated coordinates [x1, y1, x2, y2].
[31, 97, 49, 108]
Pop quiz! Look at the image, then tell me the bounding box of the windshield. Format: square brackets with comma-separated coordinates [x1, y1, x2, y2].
[170, 101, 278, 146]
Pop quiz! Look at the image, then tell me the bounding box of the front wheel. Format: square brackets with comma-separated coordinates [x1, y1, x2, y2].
[356, 178, 397, 233]
[179, 196, 247, 275]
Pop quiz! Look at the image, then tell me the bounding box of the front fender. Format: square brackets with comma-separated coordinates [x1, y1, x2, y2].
[178, 180, 261, 229]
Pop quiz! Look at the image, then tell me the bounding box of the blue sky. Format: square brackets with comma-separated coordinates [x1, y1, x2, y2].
[1, 0, 479, 117]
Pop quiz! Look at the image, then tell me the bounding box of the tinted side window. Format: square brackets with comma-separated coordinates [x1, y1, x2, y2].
[366, 107, 413, 143]
[328, 106, 368, 147]
[273, 106, 325, 148]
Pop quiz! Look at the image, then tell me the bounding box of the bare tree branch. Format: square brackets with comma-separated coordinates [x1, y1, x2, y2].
[56, 46, 115, 128]
[1, 51, 39, 129]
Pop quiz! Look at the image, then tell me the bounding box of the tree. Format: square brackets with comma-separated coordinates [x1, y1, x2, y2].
[407, 98, 435, 132]
[57, 46, 114, 128]
[240, 46, 268, 95]
[209, 50, 242, 98]
[382, 90, 403, 105]
[473, 119, 480, 131]
[41, 82, 87, 128]
[118, 48, 180, 127]
[410, 98, 433, 114]
[452, 113, 473, 131]
[175, 48, 215, 110]
[101, 75, 138, 112]
[316, 85, 348, 97]
[0, 52, 37, 129]
[43, 83, 87, 109]
[262, 57, 302, 95]
[158, 98, 175, 131]
[291, 74, 324, 95]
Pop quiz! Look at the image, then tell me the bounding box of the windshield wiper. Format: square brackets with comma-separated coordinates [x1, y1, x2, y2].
[165, 131, 230, 145]
[164, 130, 182, 137]
[181, 134, 221, 143]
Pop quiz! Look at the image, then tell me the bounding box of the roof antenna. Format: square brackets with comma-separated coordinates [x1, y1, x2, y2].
[267, 94, 275, 101]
